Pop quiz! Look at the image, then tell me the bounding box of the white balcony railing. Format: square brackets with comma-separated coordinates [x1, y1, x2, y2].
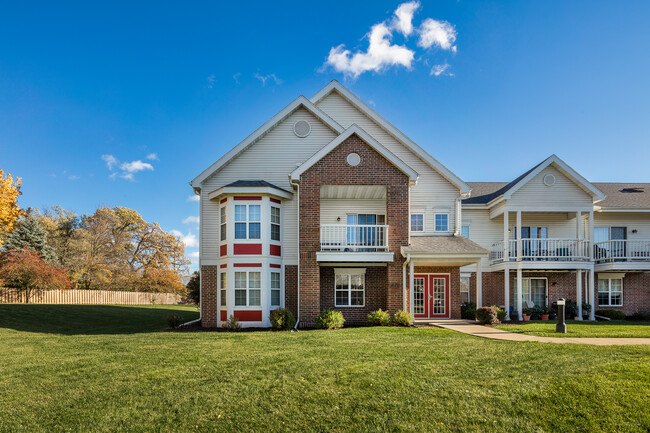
[594, 240, 650, 263]
[320, 224, 389, 252]
[490, 238, 591, 263]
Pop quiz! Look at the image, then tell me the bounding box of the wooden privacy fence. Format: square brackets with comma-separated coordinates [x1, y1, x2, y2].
[0, 288, 183, 305]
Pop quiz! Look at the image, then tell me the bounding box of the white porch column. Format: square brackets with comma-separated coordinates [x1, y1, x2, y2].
[409, 259, 415, 314]
[576, 270, 583, 321]
[516, 267, 523, 321]
[503, 211, 509, 260]
[504, 267, 510, 321]
[589, 267, 596, 320]
[476, 261, 483, 308]
[402, 262, 407, 311]
[576, 211, 582, 238]
[589, 210, 595, 260]
[516, 211, 522, 261]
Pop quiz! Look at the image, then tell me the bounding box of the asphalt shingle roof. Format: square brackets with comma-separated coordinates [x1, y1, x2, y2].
[223, 180, 292, 194]
[401, 236, 488, 255]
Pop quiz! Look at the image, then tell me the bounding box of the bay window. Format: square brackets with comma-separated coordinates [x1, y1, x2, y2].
[271, 207, 281, 241]
[220, 272, 227, 307]
[220, 206, 227, 241]
[235, 204, 261, 239]
[234, 271, 261, 307]
[271, 271, 281, 307]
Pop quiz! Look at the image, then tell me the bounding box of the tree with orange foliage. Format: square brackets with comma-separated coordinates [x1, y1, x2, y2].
[0, 170, 25, 246]
[0, 249, 71, 302]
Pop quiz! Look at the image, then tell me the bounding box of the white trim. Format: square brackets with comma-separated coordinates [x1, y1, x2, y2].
[310, 81, 470, 193]
[410, 212, 425, 233]
[433, 212, 449, 232]
[334, 268, 367, 275]
[334, 269, 366, 308]
[289, 124, 418, 182]
[191, 96, 344, 187]
[597, 276, 623, 307]
[316, 251, 394, 262]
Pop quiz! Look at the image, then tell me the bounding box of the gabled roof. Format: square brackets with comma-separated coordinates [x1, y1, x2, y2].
[224, 180, 291, 192]
[289, 124, 419, 183]
[310, 80, 470, 194]
[190, 96, 344, 188]
[463, 154, 606, 206]
[208, 180, 293, 201]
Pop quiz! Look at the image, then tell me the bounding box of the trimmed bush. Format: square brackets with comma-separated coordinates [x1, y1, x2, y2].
[460, 302, 477, 320]
[222, 314, 240, 331]
[596, 309, 626, 321]
[393, 310, 413, 327]
[564, 299, 579, 319]
[367, 309, 391, 326]
[491, 305, 507, 323]
[476, 306, 500, 325]
[314, 309, 345, 330]
[166, 314, 183, 329]
[269, 308, 296, 330]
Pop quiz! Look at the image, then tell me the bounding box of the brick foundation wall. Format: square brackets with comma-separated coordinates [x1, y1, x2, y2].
[284, 265, 298, 318]
[320, 267, 388, 324]
[414, 266, 462, 319]
[200, 265, 219, 327]
[299, 134, 410, 326]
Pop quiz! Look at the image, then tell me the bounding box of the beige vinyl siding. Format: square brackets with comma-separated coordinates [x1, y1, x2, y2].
[320, 199, 386, 225]
[201, 107, 338, 261]
[594, 213, 650, 239]
[316, 91, 460, 234]
[510, 166, 594, 207]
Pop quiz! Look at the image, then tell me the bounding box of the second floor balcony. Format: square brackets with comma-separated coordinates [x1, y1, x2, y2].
[320, 224, 389, 252]
[490, 238, 591, 263]
[594, 240, 650, 263]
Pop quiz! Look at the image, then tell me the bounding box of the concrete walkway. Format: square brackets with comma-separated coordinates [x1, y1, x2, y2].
[422, 319, 650, 346]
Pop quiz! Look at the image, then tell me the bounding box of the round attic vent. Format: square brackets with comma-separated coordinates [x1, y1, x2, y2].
[293, 120, 311, 138]
[347, 152, 361, 167]
[543, 174, 556, 186]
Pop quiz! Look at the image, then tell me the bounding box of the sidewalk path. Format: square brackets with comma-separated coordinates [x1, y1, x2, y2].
[422, 319, 650, 346]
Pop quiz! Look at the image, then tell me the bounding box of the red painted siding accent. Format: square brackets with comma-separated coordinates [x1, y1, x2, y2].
[220, 198, 227, 204]
[220, 244, 227, 256]
[270, 244, 281, 256]
[270, 198, 281, 204]
[234, 310, 263, 321]
[234, 243, 262, 255]
[234, 196, 261, 201]
[233, 263, 262, 267]
[220, 310, 227, 321]
[270, 263, 282, 269]
[220, 263, 227, 268]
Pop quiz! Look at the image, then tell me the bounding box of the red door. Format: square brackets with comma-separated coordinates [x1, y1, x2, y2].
[413, 274, 450, 319]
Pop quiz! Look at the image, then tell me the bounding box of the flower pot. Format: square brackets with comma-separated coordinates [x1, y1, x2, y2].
[522, 314, 531, 322]
[541, 314, 549, 321]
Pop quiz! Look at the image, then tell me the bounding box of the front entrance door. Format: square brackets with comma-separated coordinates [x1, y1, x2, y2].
[413, 274, 450, 319]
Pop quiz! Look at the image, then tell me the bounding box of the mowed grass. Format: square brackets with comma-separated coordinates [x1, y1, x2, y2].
[495, 320, 650, 338]
[0, 305, 648, 433]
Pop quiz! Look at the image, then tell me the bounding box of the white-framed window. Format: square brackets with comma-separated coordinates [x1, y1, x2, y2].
[334, 268, 365, 307]
[234, 271, 261, 307]
[513, 277, 547, 307]
[410, 213, 424, 232]
[598, 278, 623, 306]
[271, 271, 281, 307]
[461, 225, 470, 238]
[460, 276, 470, 304]
[220, 206, 227, 241]
[234, 204, 261, 240]
[220, 272, 227, 307]
[434, 213, 449, 232]
[271, 207, 281, 242]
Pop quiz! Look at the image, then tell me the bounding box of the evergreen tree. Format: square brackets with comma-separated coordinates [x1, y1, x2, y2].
[186, 271, 200, 304]
[3, 212, 57, 263]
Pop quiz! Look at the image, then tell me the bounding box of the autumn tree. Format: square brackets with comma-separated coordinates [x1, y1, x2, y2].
[0, 249, 71, 302]
[3, 212, 57, 263]
[0, 170, 25, 246]
[37, 206, 83, 285]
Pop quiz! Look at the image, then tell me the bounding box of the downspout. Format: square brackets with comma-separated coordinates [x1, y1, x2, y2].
[454, 197, 462, 236]
[291, 180, 300, 330]
[403, 254, 410, 311]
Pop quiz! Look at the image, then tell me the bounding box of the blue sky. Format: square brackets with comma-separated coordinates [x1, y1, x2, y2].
[2, 1, 649, 270]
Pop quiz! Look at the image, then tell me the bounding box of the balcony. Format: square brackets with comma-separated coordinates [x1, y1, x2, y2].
[490, 238, 591, 263]
[594, 240, 650, 264]
[317, 224, 393, 262]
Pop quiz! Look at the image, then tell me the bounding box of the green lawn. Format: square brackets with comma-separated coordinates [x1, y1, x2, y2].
[495, 320, 650, 338]
[1, 305, 649, 432]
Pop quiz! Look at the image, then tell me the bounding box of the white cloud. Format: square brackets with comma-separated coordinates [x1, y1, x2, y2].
[206, 74, 215, 88]
[68, 175, 80, 181]
[187, 195, 200, 202]
[254, 73, 282, 86]
[101, 154, 118, 170]
[120, 160, 153, 173]
[326, 23, 415, 78]
[430, 63, 453, 77]
[183, 216, 200, 225]
[233, 72, 241, 84]
[188, 251, 200, 259]
[146, 153, 158, 161]
[170, 230, 199, 248]
[392, 1, 420, 36]
[418, 18, 457, 51]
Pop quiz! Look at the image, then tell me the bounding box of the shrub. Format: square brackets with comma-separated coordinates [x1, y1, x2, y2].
[564, 299, 578, 319]
[596, 309, 626, 321]
[222, 314, 241, 331]
[314, 309, 345, 330]
[476, 306, 499, 325]
[166, 314, 183, 329]
[532, 305, 546, 320]
[367, 309, 391, 326]
[627, 311, 650, 321]
[491, 305, 507, 323]
[522, 307, 534, 317]
[269, 308, 296, 330]
[393, 310, 413, 327]
[460, 302, 477, 320]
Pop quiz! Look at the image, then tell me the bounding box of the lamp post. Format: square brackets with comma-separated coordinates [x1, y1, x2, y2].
[556, 298, 566, 334]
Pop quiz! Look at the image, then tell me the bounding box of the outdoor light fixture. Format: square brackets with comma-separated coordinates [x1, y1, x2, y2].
[337, 217, 341, 222]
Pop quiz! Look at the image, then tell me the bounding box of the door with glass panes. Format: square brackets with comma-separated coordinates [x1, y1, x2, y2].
[413, 274, 450, 318]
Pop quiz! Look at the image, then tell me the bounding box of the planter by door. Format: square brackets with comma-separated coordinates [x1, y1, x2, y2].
[413, 274, 450, 319]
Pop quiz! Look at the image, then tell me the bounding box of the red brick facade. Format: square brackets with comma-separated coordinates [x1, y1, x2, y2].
[200, 265, 219, 327]
[298, 133, 410, 326]
[320, 266, 388, 323]
[596, 272, 650, 316]
[285, 265, 298, 318]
